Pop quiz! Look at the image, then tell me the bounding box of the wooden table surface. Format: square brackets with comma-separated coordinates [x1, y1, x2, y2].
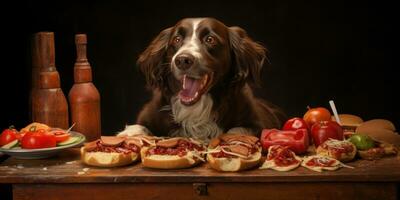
[1, 148, 400, 184]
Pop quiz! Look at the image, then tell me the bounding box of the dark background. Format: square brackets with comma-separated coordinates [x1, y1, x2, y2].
[0, 0, 398, 134]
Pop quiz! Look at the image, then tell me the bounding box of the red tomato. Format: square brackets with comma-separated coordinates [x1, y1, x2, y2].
[311, 121, 344, 147]
[16, 132, 25, 142]
[303, 107, 331, 128]
[50, 129, 70, 143]
[21, 129, 56, 149]
[0, 126, 19, 146]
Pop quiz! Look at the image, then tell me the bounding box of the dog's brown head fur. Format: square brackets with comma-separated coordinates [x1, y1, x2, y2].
[138, 18, 267, 100]
[136, 18, 286, 139]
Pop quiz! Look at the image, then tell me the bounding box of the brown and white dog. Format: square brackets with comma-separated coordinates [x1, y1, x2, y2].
[118, 18, 286, 142]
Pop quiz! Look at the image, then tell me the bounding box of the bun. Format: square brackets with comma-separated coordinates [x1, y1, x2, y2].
[140, 146, 203, 169]
[206, 133, 262, 172]
[332, 114, 363, 131]
[356, 119, 400, 146]
[80, 147, 138, 167]
[21, 122, 51, 132]
[207, 151, 261, 172]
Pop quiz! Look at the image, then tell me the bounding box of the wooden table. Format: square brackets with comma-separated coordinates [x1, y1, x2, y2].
[1, 148, 399, 200]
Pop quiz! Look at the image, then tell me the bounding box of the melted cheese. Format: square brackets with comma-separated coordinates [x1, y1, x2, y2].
[323, 139, 351, 150]
[220, 147, 249, 159]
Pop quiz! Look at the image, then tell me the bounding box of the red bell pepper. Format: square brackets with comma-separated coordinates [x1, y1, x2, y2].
[260, 129, 309, 154]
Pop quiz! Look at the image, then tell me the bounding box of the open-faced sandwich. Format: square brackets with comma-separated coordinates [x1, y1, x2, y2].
[316, 139, 357, 162]
[301, 155, 353, 172]
[260, 145, 302, 171]
[140, 137, 206, 169]
[206, 134, 262, 172]
[81, 135, 159, 167]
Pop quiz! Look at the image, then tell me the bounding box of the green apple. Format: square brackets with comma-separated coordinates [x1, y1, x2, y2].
[349, 134, 375, 150]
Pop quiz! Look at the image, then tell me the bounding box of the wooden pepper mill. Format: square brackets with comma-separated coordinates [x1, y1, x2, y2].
[32, 32, 69, 129]
[69, 34, 101, 142]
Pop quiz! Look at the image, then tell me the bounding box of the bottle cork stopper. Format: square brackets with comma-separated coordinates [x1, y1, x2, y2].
[38, 32, 56, 72]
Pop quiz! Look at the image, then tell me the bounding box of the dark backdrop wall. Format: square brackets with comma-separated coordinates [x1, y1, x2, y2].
[1, 0, 398, 134]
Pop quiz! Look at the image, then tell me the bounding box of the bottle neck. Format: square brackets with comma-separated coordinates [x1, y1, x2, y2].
[74, 63, 93, 83]
[76, 43, 88, 62]
[74, 34, 93, 83]
[40, 71, 61, 89]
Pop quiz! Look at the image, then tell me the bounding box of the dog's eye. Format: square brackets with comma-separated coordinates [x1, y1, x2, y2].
[173, 36, 182, 44]
[205, 36, 216, 45]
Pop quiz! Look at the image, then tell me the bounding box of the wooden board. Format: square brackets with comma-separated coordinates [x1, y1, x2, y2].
[12, 183, 398, 200]
[1, 148, 400, 184]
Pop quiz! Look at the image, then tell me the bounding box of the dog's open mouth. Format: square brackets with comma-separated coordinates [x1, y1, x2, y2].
[179, 74, 211, 105]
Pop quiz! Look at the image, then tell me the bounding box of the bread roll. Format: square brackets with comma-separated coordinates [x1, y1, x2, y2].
[80, 147, 139, 167]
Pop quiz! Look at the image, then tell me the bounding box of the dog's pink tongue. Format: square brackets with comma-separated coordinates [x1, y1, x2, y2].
[181, 76, 201, 98]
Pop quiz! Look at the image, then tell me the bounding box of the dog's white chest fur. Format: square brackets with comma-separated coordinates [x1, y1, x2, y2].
[118, 94, 248, 143]
[170, 94, 222, 142]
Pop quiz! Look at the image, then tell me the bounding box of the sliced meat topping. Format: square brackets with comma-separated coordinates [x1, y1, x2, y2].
[220, 134, 258, 145]
[124, 138, 143, 147]
[100, 136, 125, 147]
[246, 135, 259, 144]
[137, 135, 160, 146]
[84, 140, 99, 151]
[209, 138, 221, 149]
[156, 137, 183, 148]
[227, 144, 249, 156]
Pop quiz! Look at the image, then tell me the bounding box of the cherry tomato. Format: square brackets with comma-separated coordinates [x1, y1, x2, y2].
[21, 129, 56, 149]
[0, 126, 19, 146]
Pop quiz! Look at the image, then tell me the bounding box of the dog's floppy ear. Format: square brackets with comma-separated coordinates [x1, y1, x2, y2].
[137, 27, 173, 89]
[229, 26, 267, 86]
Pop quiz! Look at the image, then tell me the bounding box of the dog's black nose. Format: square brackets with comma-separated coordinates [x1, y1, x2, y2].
[175, 54, 194, 71]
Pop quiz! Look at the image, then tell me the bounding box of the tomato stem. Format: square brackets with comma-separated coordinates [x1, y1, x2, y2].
[29, 126, 37, 132]
[9, 125, 15, 130]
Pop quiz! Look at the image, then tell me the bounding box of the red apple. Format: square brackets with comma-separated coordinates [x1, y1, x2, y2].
[283, 117, 309, 131]
[303, 107, 331, 128]
[311, 120, 344, 147]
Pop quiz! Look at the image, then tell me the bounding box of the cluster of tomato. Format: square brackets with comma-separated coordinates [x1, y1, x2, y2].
[261, 106, 344, 154]
[0, 124, 70, 149]
[285, 107, 343, 146]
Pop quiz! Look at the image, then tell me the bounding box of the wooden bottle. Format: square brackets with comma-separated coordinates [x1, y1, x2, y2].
[32, 32, 69, 129]
[69, 34, 101, 142]
[29, 33, 41, 120]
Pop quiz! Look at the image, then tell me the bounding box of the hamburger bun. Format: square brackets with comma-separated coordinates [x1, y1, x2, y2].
[140, 146, 203, 169]
[80, 147, 139, 167]
[21, 122, 51, 132]
[355, 119, 400, 146]
[332, 114, 363, 129]
[207, 150, 262, 172]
